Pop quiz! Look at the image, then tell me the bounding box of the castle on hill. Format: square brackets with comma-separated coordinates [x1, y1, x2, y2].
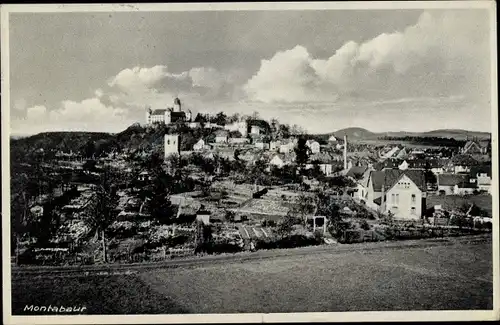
[145, 97, 192, 125]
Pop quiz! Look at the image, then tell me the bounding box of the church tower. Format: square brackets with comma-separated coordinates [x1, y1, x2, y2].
[164, 134, 180, 159]
[173, 97, 182, 112]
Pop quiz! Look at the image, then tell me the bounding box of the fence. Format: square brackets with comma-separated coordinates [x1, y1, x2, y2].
[339, 225, 485, 244]
[109, 247, 195, 263]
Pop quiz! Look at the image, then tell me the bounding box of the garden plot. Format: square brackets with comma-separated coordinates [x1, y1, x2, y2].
[238, 199, 290, 217]
[238, 225, 273, 240]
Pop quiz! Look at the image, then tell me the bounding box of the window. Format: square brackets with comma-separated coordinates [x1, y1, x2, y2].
[411, 207, 416, 214]
[167, 140, 170, 145]
[411, 194, 416, 204]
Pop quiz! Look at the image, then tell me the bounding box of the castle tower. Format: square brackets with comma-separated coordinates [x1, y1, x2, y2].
[164, 134, 180, 159]
[145, 106, 152, 125]
[173, 97, 182, 112]
[343, 135, 348, 170]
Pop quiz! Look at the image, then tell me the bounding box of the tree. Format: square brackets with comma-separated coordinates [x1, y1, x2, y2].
[276, 214, 297, 237]
[294, 137, 309, 170]
[148, 170, 176, 224]
[84, 166, 119, 263]
[195, 221, 213, 253]
[214, 111, 228, 126]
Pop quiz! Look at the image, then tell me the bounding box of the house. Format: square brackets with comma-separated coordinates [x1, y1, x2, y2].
[138, 170, 152, 182]
[305, 162, 334, 176]
[250, 125, 262, 135]
[449, 154, 478, 174]
[196, 208, 211, 225]
[470, 165, 492, 193]
[306, 140, 321, 154]
[269, 155, 285, 168]
[376, 169, 427, 220]
[269, 140, 281, 151]
[193, 139, 205, 151]
[454, 180, 477, 195]
[345, 165, 368, 180]
[355, 168, 372, 203]
[428, 159, 447, 175]
[461, 139, 489, 155]
[214, 130, 228, 143]
[224, 121, 248, 137]
[255, 142, 270, 150]
[374, 158, 402, 171]
[279, 142, 295, 154]
[395, 148, 408, 159]
[228, 137, 249, 145]
[306, 152, 336, 176]
[328, 135, 338, 143]
[188, 122, 201, 129]
[381, 146, 400, 159]
[437, 174, 469, 195]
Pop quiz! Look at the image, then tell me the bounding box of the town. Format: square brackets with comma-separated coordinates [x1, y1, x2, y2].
[10, 96, 493, 266]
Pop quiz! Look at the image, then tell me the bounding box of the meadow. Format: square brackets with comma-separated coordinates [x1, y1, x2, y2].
[12, 236, 492, 314]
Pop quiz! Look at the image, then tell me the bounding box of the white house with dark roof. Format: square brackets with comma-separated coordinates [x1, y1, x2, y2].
[193, 139, 205, 151]
[365, 169, 427, 219]
[214, 130, 229, 143]
[269, 154, 285, 168]
[306, 140, 321, 154]
[437, 174, 469, 195]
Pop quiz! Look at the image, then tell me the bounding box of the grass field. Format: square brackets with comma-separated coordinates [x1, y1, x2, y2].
[12, 237, 492, 314]
[426, 194, 493, 216]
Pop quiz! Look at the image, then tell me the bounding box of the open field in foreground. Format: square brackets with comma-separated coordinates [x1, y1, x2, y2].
[12, 235, 492, 314]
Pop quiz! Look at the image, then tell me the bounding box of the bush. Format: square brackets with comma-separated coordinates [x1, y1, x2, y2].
[359, 220, 371, 231]
[254, 234, 322, 250]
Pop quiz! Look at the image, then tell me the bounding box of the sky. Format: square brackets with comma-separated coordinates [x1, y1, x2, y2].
[8, 8, 493, 135]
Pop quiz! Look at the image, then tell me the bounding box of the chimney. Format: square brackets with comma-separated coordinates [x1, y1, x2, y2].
[343, 135, 348, 170]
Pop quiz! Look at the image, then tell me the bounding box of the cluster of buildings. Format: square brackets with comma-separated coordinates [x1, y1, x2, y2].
[145, 98, 492, 223]
[348, 138, 492, 221]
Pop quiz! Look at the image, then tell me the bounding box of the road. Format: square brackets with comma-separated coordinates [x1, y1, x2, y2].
[11, 234, 493, 314]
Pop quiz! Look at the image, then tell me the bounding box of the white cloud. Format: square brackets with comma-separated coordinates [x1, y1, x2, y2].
[108, 65, 189, 92]
[244, 10, 490, 103]
[14, 98, 133, 134]
[94, 88, 104, 98]
[189, 67, 226, 90]
[26, 105, 47, 120]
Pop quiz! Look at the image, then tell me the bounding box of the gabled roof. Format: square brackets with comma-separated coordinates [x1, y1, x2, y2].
[438, 173, 468, 186]
[384, 169, 426, 192]
[369, 171, 386, 192]
[358, 168, 372, 188]
[346, 166, 368, 179]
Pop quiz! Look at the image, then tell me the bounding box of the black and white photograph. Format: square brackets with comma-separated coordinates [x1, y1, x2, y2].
[1, 2, 498, 324]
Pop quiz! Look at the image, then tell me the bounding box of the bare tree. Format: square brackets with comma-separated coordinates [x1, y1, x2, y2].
[85, 166, 119, 263]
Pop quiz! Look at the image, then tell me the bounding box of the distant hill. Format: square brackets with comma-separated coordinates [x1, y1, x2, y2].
[331, 127, 378, 140]
[332, 128, 490, 141]
[11, 131, 113, 154]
